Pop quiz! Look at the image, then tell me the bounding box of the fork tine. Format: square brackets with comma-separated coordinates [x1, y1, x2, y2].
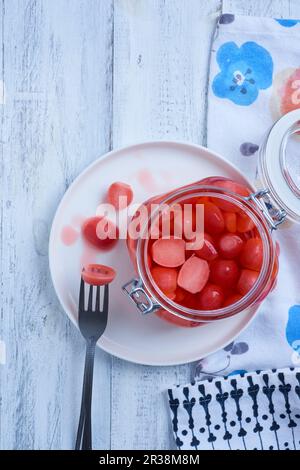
[95, 285, 100, 311]
[79, 278, 85, 311]
[88, 285, 93, 311]
[102, 284, 109, 313]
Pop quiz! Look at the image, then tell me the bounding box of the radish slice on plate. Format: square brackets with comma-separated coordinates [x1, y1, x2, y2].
[107, 181, 133, 210]
[82, 216, 119, 250]
[82, 264, 116, 286]
[151, 237, 186, 268]
[178, 256, 210, 294]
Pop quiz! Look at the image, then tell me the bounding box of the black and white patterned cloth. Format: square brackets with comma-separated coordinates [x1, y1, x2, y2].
[167, 368, 300, 450]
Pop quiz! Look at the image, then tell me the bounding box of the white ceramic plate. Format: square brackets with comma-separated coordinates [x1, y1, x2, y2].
[49, 141, 259, 366]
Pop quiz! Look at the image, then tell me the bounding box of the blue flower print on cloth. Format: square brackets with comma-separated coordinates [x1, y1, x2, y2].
[212, 41, 273, 106]
[276, 19, 300, 28]
[286, 305, 300, 356]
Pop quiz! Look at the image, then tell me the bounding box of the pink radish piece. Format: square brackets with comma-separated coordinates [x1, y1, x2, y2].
[151, 266, 178, 294]
[107, 181, 133, 210]
[151, 237, 186, 268]
[237, 269, 259, 296]
[178, 256, 210, 294]
[193, 233, 218, 261]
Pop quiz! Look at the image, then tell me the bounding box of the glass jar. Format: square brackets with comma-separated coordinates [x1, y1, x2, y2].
[123, 109, 300, 328]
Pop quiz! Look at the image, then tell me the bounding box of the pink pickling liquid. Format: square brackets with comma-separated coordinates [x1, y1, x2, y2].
[61, 225, 79, 246]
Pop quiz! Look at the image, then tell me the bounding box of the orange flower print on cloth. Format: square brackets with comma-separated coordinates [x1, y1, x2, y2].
[281, 68, 300, 114]
[271, 68, 300, 120]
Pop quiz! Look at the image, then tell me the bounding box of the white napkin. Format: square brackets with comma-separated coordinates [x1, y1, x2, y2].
[202, 13, 300, 377]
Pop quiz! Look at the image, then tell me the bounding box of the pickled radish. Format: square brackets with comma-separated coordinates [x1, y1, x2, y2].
[198, 284, 224, 310]
[223, 212, 237, 233]
[210, 259, 239, 288]
[204, 202, 225, 234]
[152, 237, 185, 267]
[237, 213, 255, 233]
[219, 233, 244, 259]
[107, 181, 133, 210]
[172, 204, 197, 240]
[175, 287, 187, 303]
[201, 177, 250, 197]
[194, 233, 218, 261]
[240, 238, 263, 271]
[184, 293, 199, 310]
[82, 264, 116, 286]
[183, 206, 196, 240]
[153, 207, 175, 237]
[237, 269, 259, 296]
[151, 266, 178, 294]
[178, 256, 210, 294]
[82, 216, 119, 250]
[223, 293, 243, 307]
[200, 177, 250, 212]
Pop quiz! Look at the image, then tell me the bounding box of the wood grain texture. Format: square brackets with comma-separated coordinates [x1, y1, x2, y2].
[113, 0, 222, 147]
[222, 0, 300, 17]
[0, 0, 113, 450]
[0, 0, 298, 451]
[111, 0, 221, 450]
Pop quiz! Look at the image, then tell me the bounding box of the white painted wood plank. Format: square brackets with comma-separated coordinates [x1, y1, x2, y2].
[113, 0, 222, 147]
[223, 0, 300, 17]
[111, 0, 221, 450]
[0, 0, 113, 450]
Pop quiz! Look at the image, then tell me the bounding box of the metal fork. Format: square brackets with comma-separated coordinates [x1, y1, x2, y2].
[75, 278, 109, 450]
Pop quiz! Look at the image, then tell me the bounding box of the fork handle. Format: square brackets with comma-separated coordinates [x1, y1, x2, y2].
[75, 339, 96, 450]
[82, 340, 96, 450]
[75, 345, 90, 450]
[81, 339, 96, 450]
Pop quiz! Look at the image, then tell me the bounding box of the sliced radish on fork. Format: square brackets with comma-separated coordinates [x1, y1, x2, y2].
[82, 264, 116, 285]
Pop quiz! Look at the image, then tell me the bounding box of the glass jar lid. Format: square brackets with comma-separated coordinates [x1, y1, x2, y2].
[259, 109, 300, 224]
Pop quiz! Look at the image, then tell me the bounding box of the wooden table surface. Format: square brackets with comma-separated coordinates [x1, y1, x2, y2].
[1, 0, 300, 451]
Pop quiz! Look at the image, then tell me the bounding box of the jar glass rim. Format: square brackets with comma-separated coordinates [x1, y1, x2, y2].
[259, 109, 300, 224]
